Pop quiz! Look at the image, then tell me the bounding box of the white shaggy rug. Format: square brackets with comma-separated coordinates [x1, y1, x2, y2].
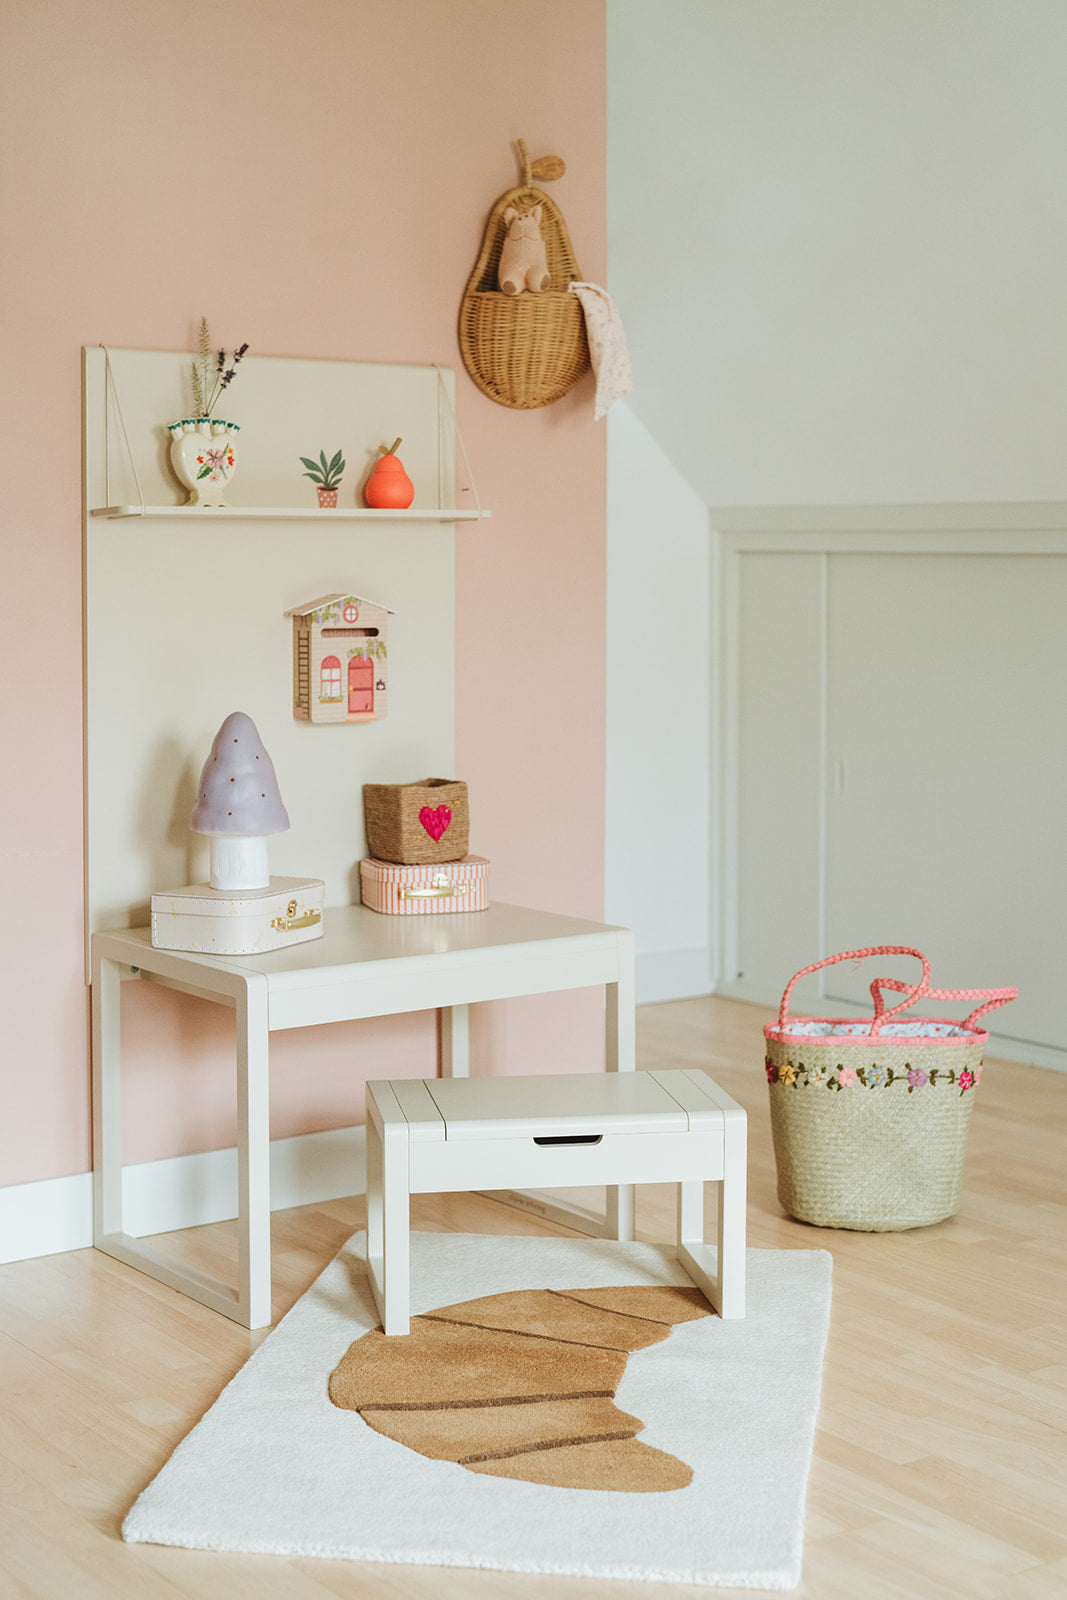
[122, 1232, 832, 1589]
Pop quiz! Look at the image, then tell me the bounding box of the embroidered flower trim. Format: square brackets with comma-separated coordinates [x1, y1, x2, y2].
[765, 1058, 981, 1095]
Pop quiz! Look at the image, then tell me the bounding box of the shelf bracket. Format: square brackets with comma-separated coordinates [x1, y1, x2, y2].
[101, 346, 146, 516]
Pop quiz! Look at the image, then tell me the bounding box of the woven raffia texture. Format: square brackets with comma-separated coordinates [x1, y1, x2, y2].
[459, 183, 590, 410]
[765, 1034, 985, 1231]
[363, 779, 469, 866]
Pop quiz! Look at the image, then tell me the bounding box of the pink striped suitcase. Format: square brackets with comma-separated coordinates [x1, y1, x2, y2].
[359, 855, 490, 915]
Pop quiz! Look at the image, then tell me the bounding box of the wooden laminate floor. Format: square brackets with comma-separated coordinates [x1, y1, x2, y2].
[1, 996, 1064, 1599]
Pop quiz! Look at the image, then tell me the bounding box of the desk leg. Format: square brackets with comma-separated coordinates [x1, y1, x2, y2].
[605, 928, 636, 1074]
[90, 946, 270, 1327]
[91, 952, 124, 1244]
[605, 929, 636, 1239]
[236, 975, 272, 1330]
[439, 1004, 470, 1077]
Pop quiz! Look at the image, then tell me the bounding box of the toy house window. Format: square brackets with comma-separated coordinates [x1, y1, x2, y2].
[320, 655, 342, 701]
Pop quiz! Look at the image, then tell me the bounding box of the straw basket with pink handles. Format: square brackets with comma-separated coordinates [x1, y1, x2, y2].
[763, 946, 1017, 1231]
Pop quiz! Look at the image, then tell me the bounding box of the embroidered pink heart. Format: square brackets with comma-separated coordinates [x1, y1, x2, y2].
[419, 804, 452, 842]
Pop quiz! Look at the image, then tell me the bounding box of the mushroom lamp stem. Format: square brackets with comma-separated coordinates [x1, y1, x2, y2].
[209, 835, 271, 892]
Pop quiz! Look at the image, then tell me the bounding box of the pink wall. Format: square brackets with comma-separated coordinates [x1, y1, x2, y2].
[1, 0, 607, 1184]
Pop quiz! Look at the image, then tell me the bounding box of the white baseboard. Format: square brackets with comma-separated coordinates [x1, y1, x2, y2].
[635, 946, 714, 1006]
[0, 1125, 367, 1267]
[714, 980, 1067, 1074]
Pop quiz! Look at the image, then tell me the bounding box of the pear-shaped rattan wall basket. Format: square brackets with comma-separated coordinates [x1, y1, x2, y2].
[459, 140, 591, 410]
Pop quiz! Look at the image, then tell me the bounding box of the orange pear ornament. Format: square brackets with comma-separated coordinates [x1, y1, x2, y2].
[365, 437, 414, 509]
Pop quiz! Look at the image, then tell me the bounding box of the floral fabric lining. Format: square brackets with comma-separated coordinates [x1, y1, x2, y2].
[779, 1019, 970, 1039]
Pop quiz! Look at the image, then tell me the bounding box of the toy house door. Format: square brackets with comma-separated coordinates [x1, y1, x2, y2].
[348, 654, 374, 715]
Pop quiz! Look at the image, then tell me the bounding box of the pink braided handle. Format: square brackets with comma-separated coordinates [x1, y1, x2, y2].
[777, 946, 931, 1037]
[870, 977, 1018, 1034]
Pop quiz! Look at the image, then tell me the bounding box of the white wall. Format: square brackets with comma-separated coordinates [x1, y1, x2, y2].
[606, 2, 1067, 1003]
[605, 401, 711, 1002]
[608, 0, 1067, 506]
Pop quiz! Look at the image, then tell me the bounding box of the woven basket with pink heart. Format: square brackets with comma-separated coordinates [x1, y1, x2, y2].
[362, 778, 470, 866]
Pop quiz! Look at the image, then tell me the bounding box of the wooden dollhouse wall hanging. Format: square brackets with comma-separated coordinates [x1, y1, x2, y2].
[285, 593, 393, 724]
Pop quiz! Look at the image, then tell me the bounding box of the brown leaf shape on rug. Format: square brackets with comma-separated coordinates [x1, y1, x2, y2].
[328, 1284, 712, 1492]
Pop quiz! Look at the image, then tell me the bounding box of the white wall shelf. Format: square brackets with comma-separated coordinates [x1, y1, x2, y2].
[90, 504, 490, 522]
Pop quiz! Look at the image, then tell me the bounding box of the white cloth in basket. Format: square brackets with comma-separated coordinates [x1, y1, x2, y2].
[568, 282, 633, 419]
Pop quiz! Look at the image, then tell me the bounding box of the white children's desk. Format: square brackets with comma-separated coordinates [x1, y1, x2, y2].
[90, 902, 635, 1329]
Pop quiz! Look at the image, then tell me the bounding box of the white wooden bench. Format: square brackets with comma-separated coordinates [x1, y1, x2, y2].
[365, 1068, 747, 1334]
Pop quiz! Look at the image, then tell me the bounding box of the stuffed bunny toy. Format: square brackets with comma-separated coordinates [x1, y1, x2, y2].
[498, 205, 550, 295]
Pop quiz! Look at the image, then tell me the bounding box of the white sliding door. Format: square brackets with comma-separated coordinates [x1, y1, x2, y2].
[824, 552, 1066, 1052]
[719, 515, 1067, 1069]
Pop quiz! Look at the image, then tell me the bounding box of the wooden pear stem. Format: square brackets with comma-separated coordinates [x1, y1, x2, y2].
[380, 437, 402, 456]
[515, 139, 565, 187]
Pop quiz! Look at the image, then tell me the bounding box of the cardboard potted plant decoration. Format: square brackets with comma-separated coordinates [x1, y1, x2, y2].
[300, 447, 346, 508]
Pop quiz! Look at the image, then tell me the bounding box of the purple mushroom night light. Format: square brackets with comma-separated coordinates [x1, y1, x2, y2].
[190, 712, 291, 891]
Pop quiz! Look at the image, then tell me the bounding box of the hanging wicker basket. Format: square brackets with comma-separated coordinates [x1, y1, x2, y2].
[459, 140, 590, 410]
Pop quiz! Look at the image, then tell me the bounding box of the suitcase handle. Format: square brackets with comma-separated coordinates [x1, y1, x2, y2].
[870, 976, 1018, 1033]
[399, 883, 471, 900]
[777, 946, 931, 1037]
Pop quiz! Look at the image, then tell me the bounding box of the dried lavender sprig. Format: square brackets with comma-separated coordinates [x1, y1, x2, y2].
[202, 341, 250, 416]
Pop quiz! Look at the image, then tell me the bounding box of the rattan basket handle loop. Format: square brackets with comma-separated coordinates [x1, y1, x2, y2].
[777, 946, 931, 1036]
[870, 977, 1018, 1033]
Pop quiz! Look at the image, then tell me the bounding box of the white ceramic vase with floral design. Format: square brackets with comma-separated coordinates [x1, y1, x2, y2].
[167, 418, 240, 506]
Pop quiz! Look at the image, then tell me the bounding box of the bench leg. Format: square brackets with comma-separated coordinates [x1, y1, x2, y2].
[380, 1138, 411, 1335]
[365, 1089, 412, 1336]
[716, 1112, 747, 1318]
[676, 1114, 747, 1318]
[366, 1114, 384, 1307]
[605, 1183, 635, 1241]
[675, 1182, 711, 1299]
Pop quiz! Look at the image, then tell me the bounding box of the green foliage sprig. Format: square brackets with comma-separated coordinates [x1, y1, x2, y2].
[300, 448, 346, 489]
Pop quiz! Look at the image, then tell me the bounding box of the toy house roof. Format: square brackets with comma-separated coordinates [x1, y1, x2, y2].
[284, 592, 395, 618]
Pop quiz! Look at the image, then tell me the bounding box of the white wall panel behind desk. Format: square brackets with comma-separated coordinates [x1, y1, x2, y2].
[83, 348, 459, 954]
